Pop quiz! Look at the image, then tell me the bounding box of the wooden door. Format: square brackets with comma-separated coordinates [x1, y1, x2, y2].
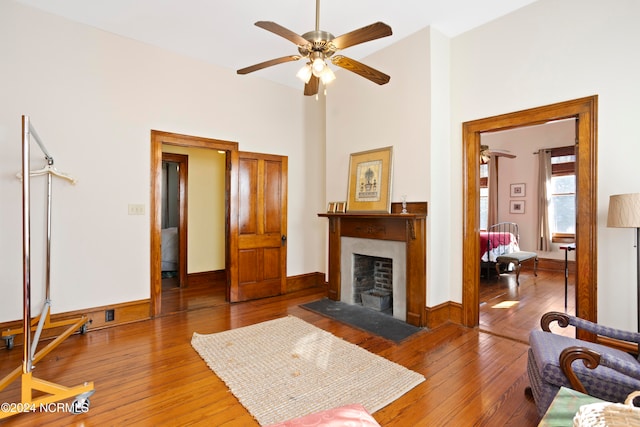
[230, 152, 287, 302]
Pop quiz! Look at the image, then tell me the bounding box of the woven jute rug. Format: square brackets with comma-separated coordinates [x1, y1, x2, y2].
[191, 316, 425, 426]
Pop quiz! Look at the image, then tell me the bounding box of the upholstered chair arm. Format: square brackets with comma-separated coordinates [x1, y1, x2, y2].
[541, 311, 640, 345]
[560, 346, 640, 394]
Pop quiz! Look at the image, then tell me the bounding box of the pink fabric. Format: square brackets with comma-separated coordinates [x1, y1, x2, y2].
[265, 404, 380, 427]
[480, 231, 516, 253]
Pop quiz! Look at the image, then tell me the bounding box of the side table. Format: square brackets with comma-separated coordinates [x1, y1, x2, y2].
[538, 387, 604, 426]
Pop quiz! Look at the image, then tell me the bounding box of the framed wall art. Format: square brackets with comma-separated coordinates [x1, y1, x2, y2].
[346, 146, 393, 212]
[510, 183, 526, 197]
[510, 200, 525, 214]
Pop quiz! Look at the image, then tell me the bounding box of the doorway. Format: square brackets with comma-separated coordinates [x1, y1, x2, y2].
[161, 153, 188, 289]
[477, 120, 577, 342]
[150, 131, 239, 317]
[462, 96, 598, 340]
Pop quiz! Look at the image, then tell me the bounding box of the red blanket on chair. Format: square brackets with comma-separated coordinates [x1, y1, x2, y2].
[480, 231, 518, 260]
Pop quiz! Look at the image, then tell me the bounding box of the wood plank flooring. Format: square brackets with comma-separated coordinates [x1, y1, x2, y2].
[0, 270, 572, 426]
[480, 267, 576, 342]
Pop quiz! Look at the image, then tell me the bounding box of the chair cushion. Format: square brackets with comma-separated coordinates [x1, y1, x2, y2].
[496, 251, 537, 263]
[529, 330, 640, 403]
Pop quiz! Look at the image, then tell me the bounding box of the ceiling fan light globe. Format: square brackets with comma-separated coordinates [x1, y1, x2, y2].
[296, 64, 313, 83]
[321, 67, 335, 84]
[311, 57, 326, 76]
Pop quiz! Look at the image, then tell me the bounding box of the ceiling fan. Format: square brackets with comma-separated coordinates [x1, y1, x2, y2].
[237, 0, 392, 96]
[480, 145, 516, 163]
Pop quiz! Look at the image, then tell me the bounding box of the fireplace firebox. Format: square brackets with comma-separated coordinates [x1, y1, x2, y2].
[352, 254, 393, 307]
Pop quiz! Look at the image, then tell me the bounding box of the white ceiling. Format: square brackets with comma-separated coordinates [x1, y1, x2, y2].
[15, 0, 537, 88]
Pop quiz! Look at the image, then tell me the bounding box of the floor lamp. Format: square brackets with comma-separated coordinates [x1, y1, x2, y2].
[607, 193, 640, 332]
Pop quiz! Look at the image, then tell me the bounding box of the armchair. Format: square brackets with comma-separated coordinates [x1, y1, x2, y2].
[527, 311, 640, 416]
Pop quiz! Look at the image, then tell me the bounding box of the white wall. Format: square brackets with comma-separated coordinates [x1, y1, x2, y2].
[326, 27, 440, 304]
[0, 1, 326, 321]
[450, 0, 640, 329]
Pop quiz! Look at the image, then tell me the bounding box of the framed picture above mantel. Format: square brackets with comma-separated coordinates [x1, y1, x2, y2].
[346, 146, 393, 213]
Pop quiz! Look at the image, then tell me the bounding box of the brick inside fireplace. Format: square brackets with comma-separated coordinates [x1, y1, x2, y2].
[353, 254, 393, 313]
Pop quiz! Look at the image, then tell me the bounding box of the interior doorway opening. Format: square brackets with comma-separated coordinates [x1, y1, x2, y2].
[161, 153, 188, 289]
[150, 131, 238, 317]
[462, 96, 598, 341]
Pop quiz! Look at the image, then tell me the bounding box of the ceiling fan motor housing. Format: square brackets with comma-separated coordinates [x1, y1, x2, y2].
[299, 30, 337, 59]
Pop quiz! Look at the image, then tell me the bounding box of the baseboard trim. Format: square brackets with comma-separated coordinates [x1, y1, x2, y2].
[184, 271, 324, 293]
[187, 270, 225, 288]
[0, 299, 150, 350]
[287, 272, 326, 293]
[425, 301, 463, 329]
[536, 257, 575, 273]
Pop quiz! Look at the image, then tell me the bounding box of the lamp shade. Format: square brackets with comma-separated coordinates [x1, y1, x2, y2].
[607, 193, 640, 228]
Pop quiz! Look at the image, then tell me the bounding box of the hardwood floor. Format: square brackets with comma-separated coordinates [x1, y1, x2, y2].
[0, 270, 571, 426]
[480, 267, 576, 342]
[160, 276, 227, 316]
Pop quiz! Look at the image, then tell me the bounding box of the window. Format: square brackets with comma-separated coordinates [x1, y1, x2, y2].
[479, 163, 488, 230]
[549, 146, 575, 242]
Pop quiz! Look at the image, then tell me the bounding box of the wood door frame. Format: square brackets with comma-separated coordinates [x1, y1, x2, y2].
[462, 96, 598, 339]
[150, 130, 239, 317]
[161, 152, 188, 288]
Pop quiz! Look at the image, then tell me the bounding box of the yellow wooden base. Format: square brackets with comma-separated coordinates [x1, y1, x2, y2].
[0, 315, 94, 419]
[2, 308, 87, 340]
[0, 372, 94, 419]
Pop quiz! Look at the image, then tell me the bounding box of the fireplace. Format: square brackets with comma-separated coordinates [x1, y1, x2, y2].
[319, 202, 427, 327]
[341, 238, 406, 321]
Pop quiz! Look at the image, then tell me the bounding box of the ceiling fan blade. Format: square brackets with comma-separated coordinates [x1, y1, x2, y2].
[331, 22, 392, 50]
[331, 55, 390, 85]
[304, 76, 319, 96]
[237, 55, 301, 75]
[494, 152, 517, 159]
[255, 21, 309, 46]
[481, 145, 516, 159]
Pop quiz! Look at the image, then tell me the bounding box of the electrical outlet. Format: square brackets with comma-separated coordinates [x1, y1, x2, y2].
[105, 309, 115, 322]
[128, 204, 145, 215]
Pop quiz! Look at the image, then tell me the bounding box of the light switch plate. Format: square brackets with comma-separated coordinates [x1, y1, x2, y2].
[128, 204, 145, 215]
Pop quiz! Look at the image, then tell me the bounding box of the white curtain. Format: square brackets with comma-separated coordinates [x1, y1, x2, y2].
[537, 150, 552, 251]
[487, 155, 498, 226]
